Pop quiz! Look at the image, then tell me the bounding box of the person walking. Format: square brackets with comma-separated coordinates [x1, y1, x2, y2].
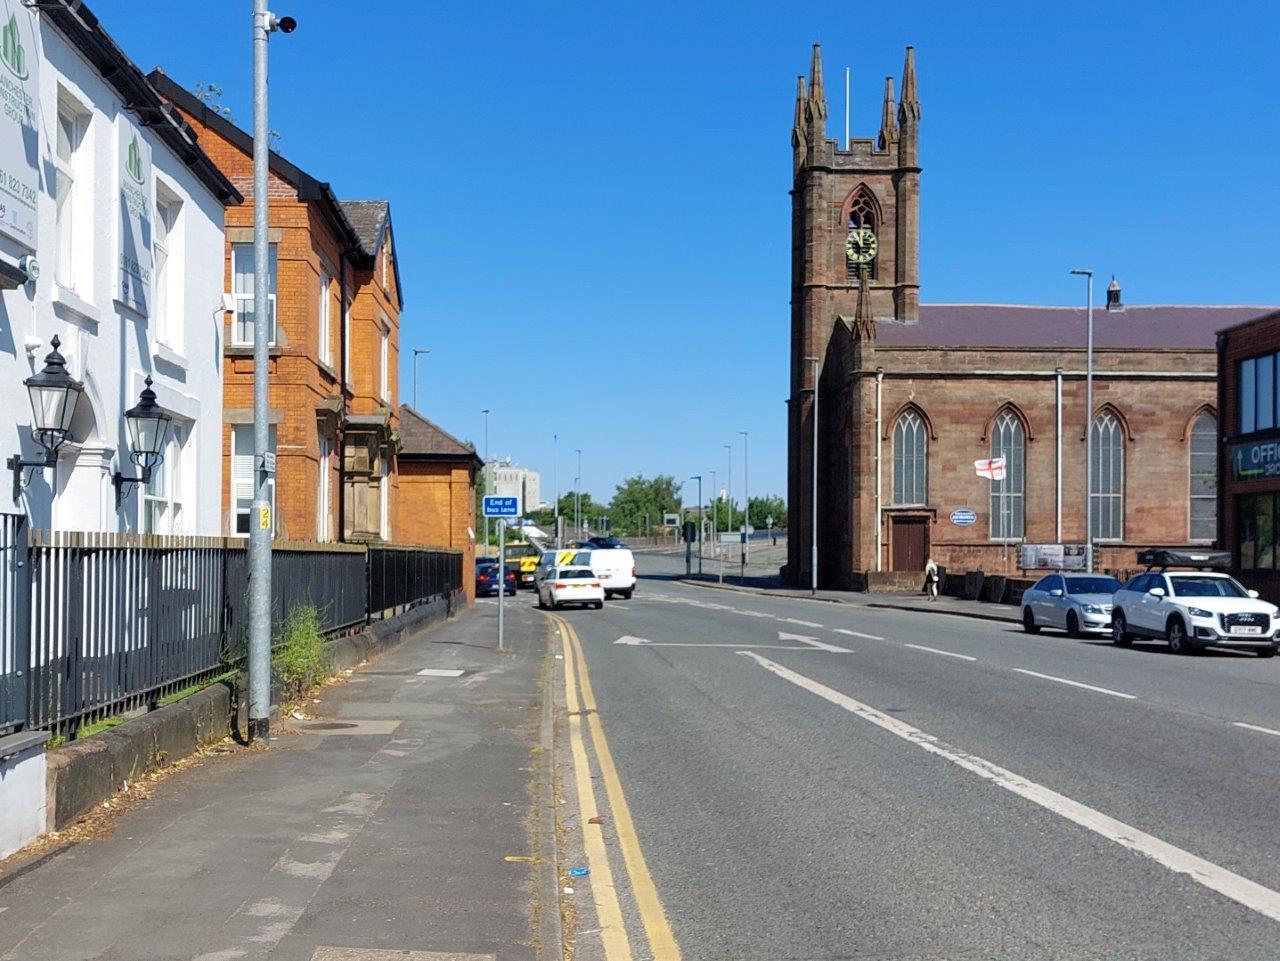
[924, 557, 940, 600]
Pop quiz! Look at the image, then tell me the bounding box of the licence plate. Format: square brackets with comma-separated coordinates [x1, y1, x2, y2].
[1232, 625, 1263, 635]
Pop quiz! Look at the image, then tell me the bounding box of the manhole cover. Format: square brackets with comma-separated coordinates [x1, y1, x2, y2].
[300, 721, 358, 731]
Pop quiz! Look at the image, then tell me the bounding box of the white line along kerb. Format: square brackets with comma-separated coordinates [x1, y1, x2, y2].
[738, 651, 1280, 926]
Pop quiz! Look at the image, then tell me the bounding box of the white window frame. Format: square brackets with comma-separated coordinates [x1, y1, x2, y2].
[317, 266, 332, 366]
[231, 243, 277, 346]
[341, 294, 351, 387]
[379, 317, 389, 402]
[317, 432, 331, 541]
[53, 93, 90, 293]
[142, 426, 186, 535]
[153, 183, 183, 351]
[231, 424, 277, 537]
[989, 411, 1025, 541]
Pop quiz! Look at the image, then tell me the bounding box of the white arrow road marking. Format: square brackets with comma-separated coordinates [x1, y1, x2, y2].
[777, 631, 852, 653]
[739, 651, 1280, 926]
[1233, 721, 1280, 738]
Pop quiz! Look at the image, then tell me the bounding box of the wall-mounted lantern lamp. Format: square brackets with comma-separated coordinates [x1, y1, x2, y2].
[8, 335, 84, 502]
[112, 376, 171, 507]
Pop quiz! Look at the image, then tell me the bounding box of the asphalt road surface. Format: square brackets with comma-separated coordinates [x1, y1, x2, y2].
[558, 552, 1280, 961]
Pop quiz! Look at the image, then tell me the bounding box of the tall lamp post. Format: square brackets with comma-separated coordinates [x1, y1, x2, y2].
[482, 408, 491, 551]
[709, 468, 717, 555]
[553, 433, 559, 548]
[574, 448, 582, 539]
[248, 1, 296, 744]
[806, 356, 819, 594]
[1070, 268, 1094, 572]
[723, 443, 732, 543]
[690, 474, 702, 574]
[411, 348, 429, 409]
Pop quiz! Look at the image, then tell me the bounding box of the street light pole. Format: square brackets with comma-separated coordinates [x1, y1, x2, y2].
[709, 469, 717, 557]
[411, 348, 429, 410]
[1071, 269, 1095, 572]
[574, 448, 582, 539]
[553, 433, 559, 548]
[807, 356, 819, 595]
[740, 430, 750, 569]
[482, 409, 491, 552]
[724, 443, 732, 542]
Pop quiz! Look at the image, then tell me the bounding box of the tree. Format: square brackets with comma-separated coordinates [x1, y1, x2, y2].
[608, 474, 682, 536]
[749, 495, 786, 531]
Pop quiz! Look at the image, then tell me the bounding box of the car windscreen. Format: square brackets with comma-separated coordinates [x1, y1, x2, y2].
[557, 569, 595, 579]
[1169, 576, 1248, 598]
[1066, 577, 1121, 595]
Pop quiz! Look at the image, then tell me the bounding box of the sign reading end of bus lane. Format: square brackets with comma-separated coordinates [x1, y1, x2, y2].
[483, 495, 521, 518]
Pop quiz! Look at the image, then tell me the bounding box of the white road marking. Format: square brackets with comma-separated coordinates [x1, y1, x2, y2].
[1234, 722, 1280, 738]
[781, 617, 824, 628]
[777, 631, 852, 653]
[833, 628, 885, 641]
[1012, 668, 1136, 700]
[904, 643, 976, 662]
[740, 652, 1280, 926]
[610, 604, 631, 610]
[416, 668, 465, 677]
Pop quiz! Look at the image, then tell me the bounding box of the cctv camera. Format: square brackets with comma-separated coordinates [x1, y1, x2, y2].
[277, 15, 297, 33]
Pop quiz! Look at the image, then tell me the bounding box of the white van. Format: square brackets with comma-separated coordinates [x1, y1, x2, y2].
[584, 548, 636, 600]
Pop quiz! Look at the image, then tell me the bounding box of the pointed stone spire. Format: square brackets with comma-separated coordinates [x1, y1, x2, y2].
[791, 75, 809, 170]
[806, 43, 828, 131]
[898, 45, 920, 124]
[878, 75, 898, 151]
[793, 74, 808, 133]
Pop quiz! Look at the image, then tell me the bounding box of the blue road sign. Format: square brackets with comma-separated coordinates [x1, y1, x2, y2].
[483, 495, 520, 518]
[949, 508, 977, 526]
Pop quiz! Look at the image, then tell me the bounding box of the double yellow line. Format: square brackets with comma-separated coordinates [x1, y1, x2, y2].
[552, 613, 682, 961]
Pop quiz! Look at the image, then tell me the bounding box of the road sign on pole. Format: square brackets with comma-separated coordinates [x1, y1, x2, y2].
[483, 495, 520, 518]
[497, 519, 506, 651]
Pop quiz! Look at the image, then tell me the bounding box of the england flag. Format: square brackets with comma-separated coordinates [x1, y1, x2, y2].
[974, 456, 1007, 481]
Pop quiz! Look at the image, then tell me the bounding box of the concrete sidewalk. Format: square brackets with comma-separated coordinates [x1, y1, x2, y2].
[679, 575, 1022, 625]
[0, 599, 556, 961]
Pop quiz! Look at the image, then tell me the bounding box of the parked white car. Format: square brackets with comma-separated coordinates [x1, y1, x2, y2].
[1021, 573, 1122, 636]
[1111, 570, 1279, 657]
[537, 566, 605, 610]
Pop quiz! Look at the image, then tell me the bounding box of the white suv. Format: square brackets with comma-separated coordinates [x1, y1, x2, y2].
[1111, 570, 1279, 657]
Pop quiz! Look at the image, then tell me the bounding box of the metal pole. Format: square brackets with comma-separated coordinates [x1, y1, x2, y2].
[691, 475, 702, 575]
[248, 0, 273, 743]
[412, 348, 428, 409]
[710, 469, 717, 560]
[724, 443, 732, 545]
[483, 409, 490, 551]
[808, 356, 819, 595]
[1072, 269, 1094, 572]
[553, 433, 559, 549]
[741, 431, 750, 567]
[574, 448, 582, 539]
[497, 519, 505, 650]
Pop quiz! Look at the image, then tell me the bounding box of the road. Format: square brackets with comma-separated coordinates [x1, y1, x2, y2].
[556, 551, 1280, 961]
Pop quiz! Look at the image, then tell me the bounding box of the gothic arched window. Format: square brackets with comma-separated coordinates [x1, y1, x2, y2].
[1189, 412, 1217, 542]
[1089, 410, 1124, 541]
[846, 188, 878, 282]
[892, 410, 927, 506]
[990, 410, 1025, 539]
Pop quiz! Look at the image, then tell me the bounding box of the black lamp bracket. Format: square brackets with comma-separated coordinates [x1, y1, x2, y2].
[112, 465, 153, 508]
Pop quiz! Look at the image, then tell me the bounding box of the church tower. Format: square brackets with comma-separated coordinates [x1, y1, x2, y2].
[786, 45, 921, 587]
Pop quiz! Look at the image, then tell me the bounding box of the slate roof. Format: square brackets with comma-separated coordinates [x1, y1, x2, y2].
[400, 407, 483, 465]
[339, 201, 389, 257]
[874, 304, 1278, 350]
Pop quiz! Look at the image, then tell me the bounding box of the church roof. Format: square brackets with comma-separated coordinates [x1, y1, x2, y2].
[876, 304, 1278, 349]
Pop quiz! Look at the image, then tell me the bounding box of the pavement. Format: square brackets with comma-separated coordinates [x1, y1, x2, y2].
[564, 554, 1280, 960]
[0, 602, 555, 961]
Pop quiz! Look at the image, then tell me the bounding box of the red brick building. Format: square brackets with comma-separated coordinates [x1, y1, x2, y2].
[785, 45, 1273, 588]
[396, 407, 482, 601]
[1217, 310, 1280, 601]
[150, 72, 402, 542]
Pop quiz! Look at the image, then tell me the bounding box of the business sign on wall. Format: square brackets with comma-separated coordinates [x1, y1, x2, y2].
[1229, 440, 1280, 482]
[1019, 543, 1087, 571]
[117, 116, 152, 314]
[0, 0, 40, 249]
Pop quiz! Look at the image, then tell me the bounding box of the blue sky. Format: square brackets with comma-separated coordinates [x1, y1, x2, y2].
[101, 1, 1280, 503]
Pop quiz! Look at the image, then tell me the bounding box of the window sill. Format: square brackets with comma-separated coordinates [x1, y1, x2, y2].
[53, 285, 101, 326]
[319, 360, 337, 380]
[153, 342, 187, 370]
[226, 345, 284, 359]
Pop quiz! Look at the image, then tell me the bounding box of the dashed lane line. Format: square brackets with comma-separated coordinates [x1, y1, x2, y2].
[1012, 668, 1136, 700]
[740, 652, 1280, 927]
[903, 643, 977, 662]
[832, 628, 885, 641]
[1233, 722, 1280, 738]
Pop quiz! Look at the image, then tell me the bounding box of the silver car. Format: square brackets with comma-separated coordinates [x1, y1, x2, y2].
[1021, 573, 1123, 637]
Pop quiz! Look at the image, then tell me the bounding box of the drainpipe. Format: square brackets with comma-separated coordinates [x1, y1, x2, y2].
[337, 250, 348, 542]
[1055, 367, 1063, 544]
[875, 367, 884, 572]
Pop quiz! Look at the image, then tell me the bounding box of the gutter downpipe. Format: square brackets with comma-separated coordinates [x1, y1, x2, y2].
[875, 368, 884, 573]
[1055, 367, 1063, 544]
[337, 250, 348, 542]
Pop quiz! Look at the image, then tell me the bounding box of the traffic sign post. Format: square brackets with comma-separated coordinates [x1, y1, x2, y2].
[483, 497, 521, 650]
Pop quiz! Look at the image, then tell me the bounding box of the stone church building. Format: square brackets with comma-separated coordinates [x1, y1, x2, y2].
[784, 45, 1270, 589]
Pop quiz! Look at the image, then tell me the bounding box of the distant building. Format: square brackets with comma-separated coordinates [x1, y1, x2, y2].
[151, 72, 403, 542]
[785, 44, 1272, 587]
[0, 2, 239, 534]
[396, 406, 482, 601]
[491, 459, 541, 511]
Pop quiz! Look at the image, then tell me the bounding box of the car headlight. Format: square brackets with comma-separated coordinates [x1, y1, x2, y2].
[1082, 604, 1106, 615]
[1187, 607, 1214, 619]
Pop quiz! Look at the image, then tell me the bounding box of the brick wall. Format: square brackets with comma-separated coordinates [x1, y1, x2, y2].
[397, 461, 476, 602]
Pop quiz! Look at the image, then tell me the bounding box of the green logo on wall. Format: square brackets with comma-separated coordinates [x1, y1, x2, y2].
[1, 14, 28, 81]
[125, 134, 144, 184]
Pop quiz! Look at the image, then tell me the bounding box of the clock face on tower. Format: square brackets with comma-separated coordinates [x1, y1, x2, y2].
[845, 227, 878, 265]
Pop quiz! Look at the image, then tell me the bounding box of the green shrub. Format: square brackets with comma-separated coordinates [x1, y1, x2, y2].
[273, 605, 330, 702]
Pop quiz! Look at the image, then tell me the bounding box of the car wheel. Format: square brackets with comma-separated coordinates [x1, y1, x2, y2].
[1112, 611, 1133, 647]
[1022, 607, 1040, 634]
[622, 590, 633, 600]
[537, 594, 546, 610]
[1167, 616, 1195, 655]
[1258, 644, 1277, 659]
[1066, 611, 1081, 638]
[593, 601, 604, 610]
[604, 591, 613, 600]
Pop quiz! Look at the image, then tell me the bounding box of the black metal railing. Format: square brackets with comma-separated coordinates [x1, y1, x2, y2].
[0, 526, 462, 738]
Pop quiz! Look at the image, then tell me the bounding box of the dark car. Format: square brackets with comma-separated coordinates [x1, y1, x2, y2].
[476, 562, 517, 596]
[587, 536, 628, 550]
